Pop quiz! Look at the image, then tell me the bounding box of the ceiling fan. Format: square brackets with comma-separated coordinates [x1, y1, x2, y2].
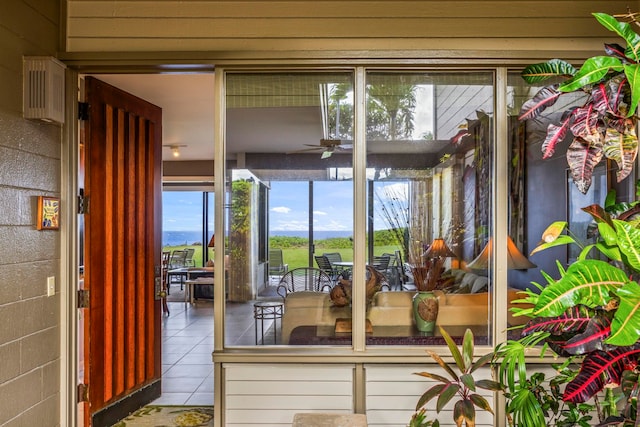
[288, 84, 352, 159]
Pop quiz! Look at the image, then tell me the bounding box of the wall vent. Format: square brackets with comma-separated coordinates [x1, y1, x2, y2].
[23, 56, 66, 124]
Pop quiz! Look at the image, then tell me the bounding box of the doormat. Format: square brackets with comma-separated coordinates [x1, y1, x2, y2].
[111, 405, 214, 427]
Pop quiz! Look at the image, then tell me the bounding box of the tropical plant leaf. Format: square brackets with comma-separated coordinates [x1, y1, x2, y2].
[558, 56, 624, 92]
[596, 221, 617, 247]
[545, 334, 572, 357]
[567, 138, 604, 194]
[621, 370, 639, 399]
[570, 105, 601, 141]
[583, 203, 614, 227]
[469, 394, 494, 414]
[533, 260, 627, 317]
[460, 373, 475, 392]
[563, 313, 612, 354]
[436, 383, 460, 413]
[462, 328, 474, 371]
[606, 282, 640, 346]
[593, 13, 640, 61]
[522, 305, 594, 336]
[470, 352, 494, 374]
[604, 43, 630, 61]
[614, 219, 640, 272]
[530, 234, 576, 255]
[439, 327, 465, 373]
[594, 241, 623, 263]
[475, 379, 503, 392]
[564, 345, 640, 403]
[427, 350, 459, 382]
[591, 82, 612, 115]
[604, 74, 630, 119]
[541, 118, 572, 159]
[603, 127, 638, 182]
[416, 383, 446, 410]
[507, 387, 548, 427]
[518, 85, 562, 120]
[521, 58, 577, 83]
[414, 371, 452, 384]
[453, 399, 475, 427]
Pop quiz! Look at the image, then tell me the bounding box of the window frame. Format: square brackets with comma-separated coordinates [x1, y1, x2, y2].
[213, 66, 513, 355]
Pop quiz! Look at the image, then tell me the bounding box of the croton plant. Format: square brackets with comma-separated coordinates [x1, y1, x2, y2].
[495, 189, 640, 426]
[492, 11, 640, 426]
[519, 12, 640, 194]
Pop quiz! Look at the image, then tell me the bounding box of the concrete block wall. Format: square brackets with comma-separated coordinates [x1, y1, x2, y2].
[0, 1, 62, 426]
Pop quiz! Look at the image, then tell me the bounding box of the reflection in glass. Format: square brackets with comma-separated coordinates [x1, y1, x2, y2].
[366, 72, 494, 345]
[224, 72, 354, 347]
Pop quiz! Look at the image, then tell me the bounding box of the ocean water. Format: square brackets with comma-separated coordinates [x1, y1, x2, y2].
[163, 230, 353, 246]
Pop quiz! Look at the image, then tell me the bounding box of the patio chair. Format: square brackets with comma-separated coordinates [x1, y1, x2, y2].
[371, 254, 391, 272]
[169, 249, 188, 268]
[276, 267, 333, 298]
[184, 248, 196, 267]
[268, 248, 289, 282]
[323, 252, 342, 265]
[314, 255, 340, 282]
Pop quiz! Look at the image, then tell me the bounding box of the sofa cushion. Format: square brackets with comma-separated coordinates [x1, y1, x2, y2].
[281, 292, 350, 344]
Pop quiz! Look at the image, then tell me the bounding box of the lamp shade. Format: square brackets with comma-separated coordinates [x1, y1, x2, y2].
[208, 234, 215, 248]
[467, 236, 536, 270]
[423, 238, 456, 258]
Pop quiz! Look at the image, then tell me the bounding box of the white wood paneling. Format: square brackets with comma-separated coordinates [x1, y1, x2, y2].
[365, 364, 495, 427]
[224, 363, 356, 426]
[65, 0, 634, 54]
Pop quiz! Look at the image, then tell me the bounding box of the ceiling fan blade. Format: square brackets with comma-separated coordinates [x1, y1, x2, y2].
[286, 147, 324, 154]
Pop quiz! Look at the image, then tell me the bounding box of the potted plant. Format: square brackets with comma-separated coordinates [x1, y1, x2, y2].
[518, 12, 640, 195]
[410, 327, 502, 427]
[493, 195, 640, 425]
[487, 11, 640, 425]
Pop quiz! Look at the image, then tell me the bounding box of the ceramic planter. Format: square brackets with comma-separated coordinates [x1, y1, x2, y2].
[413, 291, 439, 333]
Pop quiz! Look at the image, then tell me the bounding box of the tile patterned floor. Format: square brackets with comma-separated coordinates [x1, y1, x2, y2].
[152, 285, 281, 405]
[153, 301, 216, 405]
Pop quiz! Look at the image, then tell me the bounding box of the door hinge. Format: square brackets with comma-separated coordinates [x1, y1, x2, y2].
[78, 190, 89, 214]
[77, 383, 89, 403]
[78, 289, 90, 309]
[78, 102, 89, 121]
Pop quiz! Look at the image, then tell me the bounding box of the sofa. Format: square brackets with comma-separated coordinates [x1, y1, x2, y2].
[280, 269, 529, 344]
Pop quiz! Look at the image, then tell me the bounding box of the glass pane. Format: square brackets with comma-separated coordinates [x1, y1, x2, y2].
[224, 72, 355, 347]
[366, 72, 494, 346]
[206, 192, 215, 266]
[162, 191, 204, 268]
[269, 181, 311, 273]
[506, 73, 605, 337]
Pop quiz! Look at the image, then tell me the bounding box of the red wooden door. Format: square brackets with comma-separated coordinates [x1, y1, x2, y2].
[82, 76, 162, 426]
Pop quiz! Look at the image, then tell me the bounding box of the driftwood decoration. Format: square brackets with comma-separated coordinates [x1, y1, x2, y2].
[330, 265, 386, 307]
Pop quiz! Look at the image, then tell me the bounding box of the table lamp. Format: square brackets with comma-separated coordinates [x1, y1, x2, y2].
[467, 236, 536, 270]
[206, 234, 215, 267]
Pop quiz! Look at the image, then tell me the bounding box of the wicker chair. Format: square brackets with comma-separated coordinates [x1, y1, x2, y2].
[276, 267, 334, 298]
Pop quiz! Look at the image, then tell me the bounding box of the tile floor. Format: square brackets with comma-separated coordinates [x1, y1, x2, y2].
[153, 301, 215, 405]
[151, 285, 281, 405]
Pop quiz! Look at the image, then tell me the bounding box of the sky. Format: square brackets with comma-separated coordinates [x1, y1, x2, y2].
[162, 181, 409, 235]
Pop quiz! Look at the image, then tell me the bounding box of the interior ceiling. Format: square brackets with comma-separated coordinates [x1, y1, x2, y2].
[91, 73, 450, 163]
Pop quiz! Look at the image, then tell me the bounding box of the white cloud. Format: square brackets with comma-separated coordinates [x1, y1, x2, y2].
[379, 182, 409, 202]
[272, 220, 308, 231]
[313, 210, 327, 216]
[271, 206, 291, 214]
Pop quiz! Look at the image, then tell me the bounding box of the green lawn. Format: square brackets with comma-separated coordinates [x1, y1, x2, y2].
[282, 245, 399, 270]
[162, 244, 400, 270]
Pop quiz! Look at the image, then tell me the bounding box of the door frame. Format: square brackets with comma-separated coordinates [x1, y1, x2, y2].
[59, 65, 216, 427]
